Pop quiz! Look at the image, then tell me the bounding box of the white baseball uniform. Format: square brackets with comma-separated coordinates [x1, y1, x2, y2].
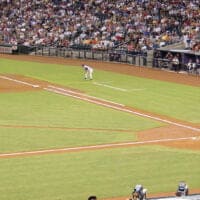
[82, 64, 93, 80]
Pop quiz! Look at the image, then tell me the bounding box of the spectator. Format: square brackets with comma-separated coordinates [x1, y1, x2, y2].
[0, 0, 199, 54]
[187, 59, 195, 72]
[183, 32, 191, 49]
[165, 52, 173, 61]
[172, 54, 180, 72]
[88, 196, 97, 200]
[163, 51, 173, 69]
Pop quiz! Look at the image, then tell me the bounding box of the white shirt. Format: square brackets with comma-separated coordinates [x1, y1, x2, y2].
[83, 65, 93, 72]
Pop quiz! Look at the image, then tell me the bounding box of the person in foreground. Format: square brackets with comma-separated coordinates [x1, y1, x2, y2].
[130, 184, 147, 200]
[82, 64, 94, 80]
[88, 195, 97, 200]
[176, 181, 189, 196]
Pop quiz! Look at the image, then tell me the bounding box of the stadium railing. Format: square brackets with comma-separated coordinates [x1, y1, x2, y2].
[31, 45, 148, 67]
[2, 44, 199, 75]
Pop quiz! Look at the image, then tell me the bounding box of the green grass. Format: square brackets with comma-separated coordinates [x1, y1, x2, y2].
[0, 57, 199, 200]
[0, 91, 161, 129]
[0, 91, 162, 153]
[0, 58, 199, 123]
[0, 146, 199, 200]
[0, 127, 137, 153]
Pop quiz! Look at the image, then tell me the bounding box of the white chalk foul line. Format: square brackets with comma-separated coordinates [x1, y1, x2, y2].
[93, 81, 128, 92]
[48, 85, 125, 107]
[1, 76, 199, 132]
[45, 87, 200, 132]
[45, 87, 124, 108]
[130, 88, 146, 91]
[0, 136, 196, 158]
[93, 82, 145, 92]
[0, 75, 40, 88]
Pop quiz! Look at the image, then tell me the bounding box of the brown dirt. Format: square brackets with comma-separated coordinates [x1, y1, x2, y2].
[0, 74, 41, 93]
[138, 125, 200, 150]
[0, 54, 200, 198]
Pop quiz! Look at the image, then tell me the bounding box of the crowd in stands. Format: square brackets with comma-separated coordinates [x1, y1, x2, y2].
[0, 0, 200, 53]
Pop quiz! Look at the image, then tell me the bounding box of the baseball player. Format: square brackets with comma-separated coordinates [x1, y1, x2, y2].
[82, 64, 93, 80]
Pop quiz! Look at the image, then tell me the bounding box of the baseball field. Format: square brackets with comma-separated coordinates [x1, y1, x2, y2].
[0, 54, 200, 200]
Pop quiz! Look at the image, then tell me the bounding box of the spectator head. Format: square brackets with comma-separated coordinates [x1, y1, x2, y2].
[88, 195, 97, 200]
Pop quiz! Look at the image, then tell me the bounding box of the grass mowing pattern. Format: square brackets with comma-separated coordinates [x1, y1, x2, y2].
[0, 127, 137, 153]
[0, 91, 162, 129]
[0, 91, 162, 153]
[0, 146, 199, 200]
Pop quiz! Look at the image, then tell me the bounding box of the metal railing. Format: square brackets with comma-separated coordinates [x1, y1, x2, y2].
[32, 46, 148, 67]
